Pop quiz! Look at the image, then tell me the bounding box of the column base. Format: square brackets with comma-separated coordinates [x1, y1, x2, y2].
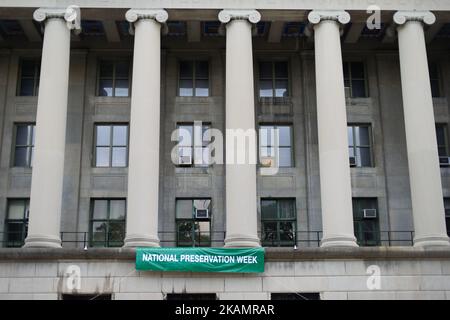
[123, 234, 160, 248]
[320, 235, 358, 248]
[23, 234, 62, 248]
[224, 234, 260, 247]
[414, 235, 450, 247]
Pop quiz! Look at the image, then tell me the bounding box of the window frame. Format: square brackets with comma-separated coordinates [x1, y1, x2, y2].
[352, 198, 380, 247]
[175, 198, 212, 247]
[93, 123, 129, 168]
[260, 198, 297, 247]
[89, 198, 126, 248]
[16, 58, 40, 97]
[343, 60, 369, 98]
[177, 60, 210, 97]
[96, 59, 132, 97]
[348, 123, 374, 168]
[12, 123, 35, 168]
[259, 123, 294, 168]
[258, 60, 290, 98]
[4, 198, 30, 248]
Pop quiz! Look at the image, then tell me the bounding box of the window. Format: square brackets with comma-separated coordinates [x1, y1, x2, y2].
[176, 199, 211, 247]
[166, 293, 217, 300]
[261, 199, 296, 247]
[13, 124, 35, 167]
[97, 60, 131, 97]
[343, 61, 367, 98]
[352, 198, 380, 246]
[176, 123, 210, 167]
[436, 124, 449, 165]
[348, 124, 373, 167]
[259, 125, 293, 168]
[444, 198, 450, 237]
[271, 293, 320, 300]
[429, 62, 441, 98]
[90, 199, 126, 247]
[179, 61, 209, 97]
[4, 199, 29, 247]
[259, 61, 289, 98]
[94, 124, 128, 167]
[17, 59, 40, 96]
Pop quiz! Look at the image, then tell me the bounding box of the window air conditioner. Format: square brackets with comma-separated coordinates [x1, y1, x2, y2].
[195, 208, 209, 219]
[349, 156, 357, 167]
[260, 156, 275, 168]
[363, 209, 377, 219]
[179, 155, 192, 166]
[439, 157, 450, 166]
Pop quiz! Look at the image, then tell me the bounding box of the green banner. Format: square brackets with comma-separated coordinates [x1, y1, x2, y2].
[136, 247, 265, 273]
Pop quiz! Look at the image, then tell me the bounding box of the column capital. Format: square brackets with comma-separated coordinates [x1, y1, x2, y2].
[218, 9, 261, 24]
[125, 9, 168, 24]
[308, 10, 351, 25]
[33, 6, 81, 31]
[393, 11, 436, 26]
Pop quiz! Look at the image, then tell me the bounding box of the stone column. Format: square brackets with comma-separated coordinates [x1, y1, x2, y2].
[219, 10, 261, 247]
[394, 11, 450, 247]
[24, 7, 80, 248]
[308, 11, 358, 247]
[123, 9, 168, 247]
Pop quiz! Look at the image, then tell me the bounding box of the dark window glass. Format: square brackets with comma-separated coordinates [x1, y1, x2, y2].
[348, 125, 373, 167]
[17, 59, 40, 96]
[178, 61, 209, 97]
[94, 124, 128, 167]
[4, 199, 29, 247]
[259, 61, 289, 98]
[176, 199, 211, 247]
[436, 124, 449, 160]
[352, 198, 380, 246]
[90, 199, 126, 247]
[13, 124, 35, 167]
[429, 62, 441, 98]
[259, 125, 293, 168]
[97, 60, 130, 97]
[176, 123, 210, 167]
[444, 198, 450, 237]
[343, 61, 367, 98]
[261, 199, 296, 247]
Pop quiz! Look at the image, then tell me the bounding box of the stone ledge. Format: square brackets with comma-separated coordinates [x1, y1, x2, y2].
[0, 247, 449, 262]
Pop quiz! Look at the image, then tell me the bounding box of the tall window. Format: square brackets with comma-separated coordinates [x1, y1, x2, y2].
[343, 61, 367, 98]
[261, 199, 296, 247]
[176, 199, 211, 247]
[94, 124, 128, 167]
[259, 125, 293, 168]
[348, 124, 373, 167]
[352, 198, 380, 246]
[17, 59, 40, 96]
[4, 199, 29, 247]
[178, 61, 209, 97]
[436, 124, 449, 166]
[429, 62, 441, 98]
[90, 199, 126, 247]
[97, 60, 130, 97]
[444, 198, 450, 237]
[13, 124, 35, 167]
[259, 61, 289, 98]
[176, 123, 210, 167]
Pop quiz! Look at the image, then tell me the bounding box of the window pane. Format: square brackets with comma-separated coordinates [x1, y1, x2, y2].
[176, 200, 193, 219]
[279, 221, 295, 242]
[6, 222, 25, 246]
[177, 221, 194, 246]
[195, 61, 209, 79]
[112, 126, 127, 146]
[19, 78, 34, 96]
[354, 127, 370, 146]
[114, 79, 129, 97]
[179, 61, 193, 79]
[262, 222, 278, 243]
[259, 62, 272, 78]
[351, 62, 365, 78]
[439, 147, 448, 157]
[108, 221, 125, 246]
[178, 126, 193, 146]
[260, 147, 275, 158]
[110, 200, 126, 220]
[259, 80, 273, 97]
[112, 147, 127, 167]
[98, 79, 113, 96]
[93, 200, 108, 219]
[278, 126, 291, 146]
[179, 79, 194, 96]
[21, 60, 36, 77]
[16, 126, 30, 145]
[279, 200, 295, 219]
[275, 80, 288, 97]
[347, 127, 354, 146]
[195, 79, 209, 97]
[274, 62, 288, 78]
[356, 147, 372, 167]
[91, 221, 107, 246]
[115, 61, 129, 78]
[193, 199, 210, 211]
[196, 221, 211, 246]
[436, 126, 446, 146]
[95, 147, 110, 167]
[96, 126, 111, 146]
[348, 147, 355, 158]
[279, 147, 292, 167]
[99, 61, 114, 78]
[261, 200, 277, 219]
[8, 200, 25, 219]
[14, 147, 29, 167]
[431, 80, 440, 97]
[343, 62, 349, 79]
[351, 80, 366, 98]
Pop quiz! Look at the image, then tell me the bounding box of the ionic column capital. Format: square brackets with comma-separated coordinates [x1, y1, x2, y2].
[125, 9, 168, 24]
[218, 9, 261, 24]
[393, 10, 436, 26]
[308, 10, 351, 25]
[33, 6, 81, 32]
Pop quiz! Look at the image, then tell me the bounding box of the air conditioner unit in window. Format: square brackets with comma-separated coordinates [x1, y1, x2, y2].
[260, 156, 275, 168]
[195, 208, 209, 219]
[363, 209, 377, 219]
[349, 156, 357, 167]
[439, 157, 450, 166]
[179, 155, 192, 166]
